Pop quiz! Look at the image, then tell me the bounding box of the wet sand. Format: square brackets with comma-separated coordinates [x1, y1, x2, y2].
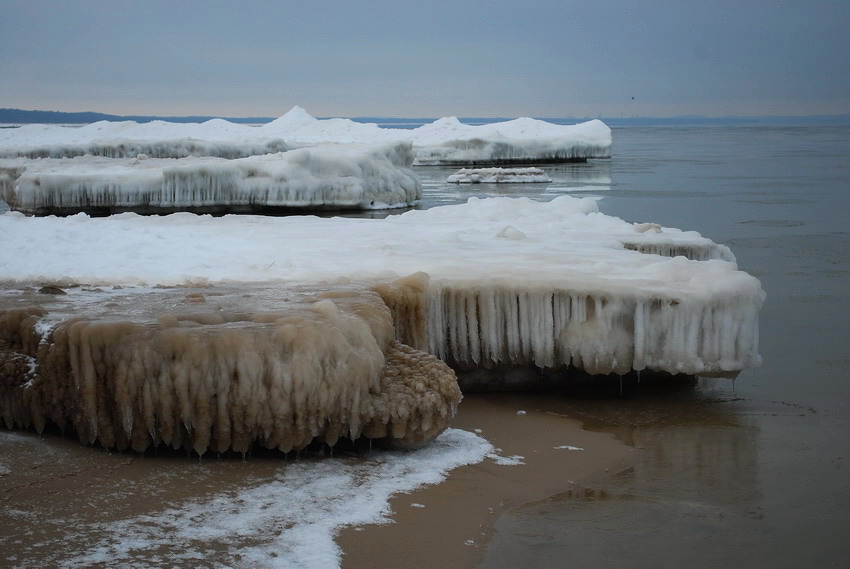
[338, 393, 635, 569]
[0, 427, 304, 566]
[0, 392, 633, 568]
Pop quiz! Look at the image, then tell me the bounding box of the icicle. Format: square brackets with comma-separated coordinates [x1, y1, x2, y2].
[0, 286, 460, 455]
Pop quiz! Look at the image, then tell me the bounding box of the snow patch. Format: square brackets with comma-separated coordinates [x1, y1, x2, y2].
[489, 453, 526, 466]
[58, 428, 492, 569]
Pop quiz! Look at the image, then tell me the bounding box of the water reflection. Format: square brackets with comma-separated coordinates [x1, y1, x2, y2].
[478, 377, 769, 569]
[476, 125, 850, 569]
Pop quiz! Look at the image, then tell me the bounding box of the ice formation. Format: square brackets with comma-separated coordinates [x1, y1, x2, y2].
[1, 138, 288, 160]
[0, 118, 289, 159]
[0, 106, 612, 165]
[447, 167, 552, 184]
[0, 196, 763, 379]
[1, 143, 420, 215]
[0, 286, 461, 453]
[259, 107, 613, 164]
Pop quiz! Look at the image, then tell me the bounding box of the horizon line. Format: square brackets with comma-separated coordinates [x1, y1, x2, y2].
[2, 107, 849, 124]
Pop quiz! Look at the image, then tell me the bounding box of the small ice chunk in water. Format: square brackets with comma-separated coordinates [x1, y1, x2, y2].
[447, 167, 553, 184]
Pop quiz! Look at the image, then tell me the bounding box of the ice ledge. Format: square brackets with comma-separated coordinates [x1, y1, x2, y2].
[0, 196, 764, 380]
[0, 138, 288, 160]
[375, 273, 762, 381]
[0, 107, 613, 165]
[1, 142, 420, 215]
[0, 286, 461, 454]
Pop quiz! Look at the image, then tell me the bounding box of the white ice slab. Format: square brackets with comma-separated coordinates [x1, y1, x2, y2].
[0, 106, 612, 165]
[447, 167, 552, 184]
[0, 196, 763, 376]
[1, 142, 420, 214]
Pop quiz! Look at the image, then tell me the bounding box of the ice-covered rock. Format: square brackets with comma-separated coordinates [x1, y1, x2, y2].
[1, 142, 420, 215]
[0, 286, 461, 454]
[447, 167, 553, 184]
[0, 196, 763, 378]
[0, 106, 612, 165]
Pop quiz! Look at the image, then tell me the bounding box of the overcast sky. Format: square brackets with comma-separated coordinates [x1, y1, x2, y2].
[2, 0, 848, 118]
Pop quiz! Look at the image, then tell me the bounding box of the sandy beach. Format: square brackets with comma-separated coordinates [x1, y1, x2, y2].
[0, 392, 633, 568]
[339, 394, 634, 569]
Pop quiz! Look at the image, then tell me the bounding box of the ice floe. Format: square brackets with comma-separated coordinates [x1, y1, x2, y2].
[447, 167, 552, 184]
[0, 106, 612, 165]
[0, 195, 763, 378]
[0, 143, 419, 215]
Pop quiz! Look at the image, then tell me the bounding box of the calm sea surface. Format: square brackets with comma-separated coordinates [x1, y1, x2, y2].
[429, 125, 849, 569]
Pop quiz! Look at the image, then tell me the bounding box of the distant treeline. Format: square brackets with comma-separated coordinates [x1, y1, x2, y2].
[2, 108, 848, 127]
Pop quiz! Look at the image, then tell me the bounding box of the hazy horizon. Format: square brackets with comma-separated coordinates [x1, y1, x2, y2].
[4, 106, 850, 122]
[3, 1, 848, 119]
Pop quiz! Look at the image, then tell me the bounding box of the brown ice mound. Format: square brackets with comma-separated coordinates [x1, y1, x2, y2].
[0, 285, 460, 454]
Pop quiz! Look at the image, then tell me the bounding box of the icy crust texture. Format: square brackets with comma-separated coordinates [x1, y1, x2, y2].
[0, 196, 763, 378]
[447, 167, 553, 184]
[0, 117, 289, 159]
[252, 109, 612, 165]
[1, 143, 420, 215]
[0, 289, 461, 454]
[0, 106, 612, 165]
[0, 138, 288, 160]
[411, 118, 611, 165]
[374, 272, 761, 378]
[420, 283, 761, 377]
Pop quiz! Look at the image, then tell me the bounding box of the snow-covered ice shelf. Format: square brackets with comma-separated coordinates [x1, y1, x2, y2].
[447, 167, 552, 184]
[0, 137, 288, 160]
[0, 118, 288, 159]
[0, 196, 764, 379]
[0, 106, 612, 165]
[0, 142, 420, 215]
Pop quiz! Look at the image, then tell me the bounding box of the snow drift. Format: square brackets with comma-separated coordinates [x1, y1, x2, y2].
[1, 143, 420, 215]
[0, 106, 612, 165]
[0, 286, 461, 454]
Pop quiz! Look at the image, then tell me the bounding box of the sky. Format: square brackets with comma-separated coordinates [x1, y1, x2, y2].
[2, 0, 848, 119]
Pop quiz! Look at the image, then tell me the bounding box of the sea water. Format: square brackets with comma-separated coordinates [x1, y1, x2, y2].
[469, 125, 850, 568]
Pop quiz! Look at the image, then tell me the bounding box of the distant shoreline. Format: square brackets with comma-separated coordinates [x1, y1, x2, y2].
[1, 108, 849, 128]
